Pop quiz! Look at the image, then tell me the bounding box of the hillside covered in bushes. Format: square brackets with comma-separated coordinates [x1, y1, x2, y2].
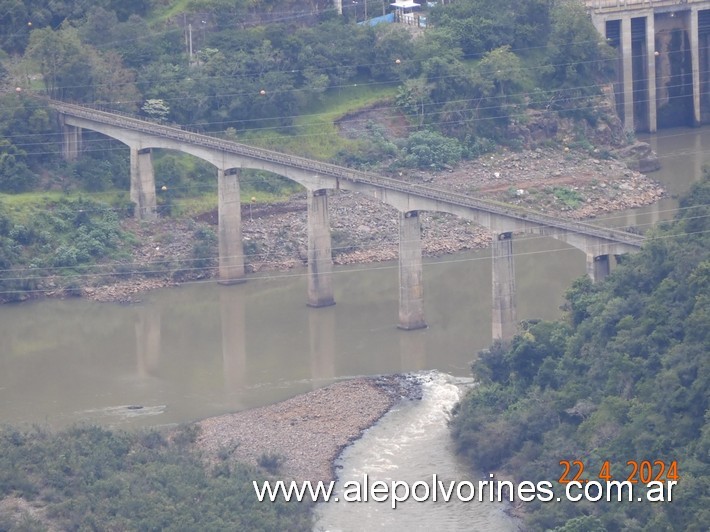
[451, 177, 710, 530]
[0, 424, 312, 530]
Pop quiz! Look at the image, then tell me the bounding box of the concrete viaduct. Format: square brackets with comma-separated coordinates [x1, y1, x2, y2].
[586, 0, 710, 132]
[52, 100, 643, 340]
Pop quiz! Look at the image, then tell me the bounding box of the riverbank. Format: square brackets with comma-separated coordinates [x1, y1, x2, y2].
[40, 145, 665, 303]
[194, 374, 422, 484]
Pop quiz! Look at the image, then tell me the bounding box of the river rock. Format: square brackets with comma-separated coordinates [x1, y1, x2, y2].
[611, 141, 661, 173]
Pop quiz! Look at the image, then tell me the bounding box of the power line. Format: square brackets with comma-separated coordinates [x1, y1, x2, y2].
[0, 199, 706, 281]
[0, 223, 708, 297]
[0, 73, 695, 151]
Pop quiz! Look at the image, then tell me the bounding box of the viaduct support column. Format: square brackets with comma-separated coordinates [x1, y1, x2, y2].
[646, 12, 658, 133]
[61, 124, 82, 161]
[492, 232, 517, 342]
[129, 147, 157, 220]
[398, 210, 426, 330]
[218, 168, 245, 284]
[586, 254, 610, 283]
[621, 16, 635, 131]
[307, 189, 334, 307]
[690, 7, 701, 126]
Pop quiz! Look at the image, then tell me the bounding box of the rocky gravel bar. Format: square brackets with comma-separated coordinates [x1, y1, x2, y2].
[194, 374, 422, 484]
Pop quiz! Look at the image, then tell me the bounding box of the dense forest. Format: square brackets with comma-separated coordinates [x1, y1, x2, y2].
[451, 176, 710, 530]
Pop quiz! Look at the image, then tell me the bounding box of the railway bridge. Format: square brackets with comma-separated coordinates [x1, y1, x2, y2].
[51, 99, 643, 339]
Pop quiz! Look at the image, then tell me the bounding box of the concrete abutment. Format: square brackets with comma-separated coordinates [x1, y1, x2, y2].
[129, 148, 158, 220]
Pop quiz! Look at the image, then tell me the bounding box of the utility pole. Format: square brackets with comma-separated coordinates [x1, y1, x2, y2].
[188, 23, 193, 64]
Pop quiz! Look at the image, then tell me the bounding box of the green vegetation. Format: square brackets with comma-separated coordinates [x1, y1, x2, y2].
[241, 84, 399, 160]
[400, 130, 463, 170]
[0, 195, 133, 301]
[451, 177, 710, 530]
[1, 0, 613, 167]
[552, 186, 584, 209]
[0, 424, 312, 531]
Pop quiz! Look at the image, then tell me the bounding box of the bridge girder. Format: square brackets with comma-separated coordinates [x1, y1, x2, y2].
[58, 111, 642, 258]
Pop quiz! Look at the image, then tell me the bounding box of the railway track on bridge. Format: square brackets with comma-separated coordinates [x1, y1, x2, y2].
[49, 99, 644, 249]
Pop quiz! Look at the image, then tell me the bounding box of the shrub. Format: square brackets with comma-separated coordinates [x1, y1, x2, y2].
[257, 452, 284, 474]
[552, 187, 584, 209]
[400, 130, 463, 170]
[192, 225, 217, 269]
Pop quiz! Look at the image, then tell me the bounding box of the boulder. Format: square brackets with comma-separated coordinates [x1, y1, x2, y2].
[611, 141, 661, 173]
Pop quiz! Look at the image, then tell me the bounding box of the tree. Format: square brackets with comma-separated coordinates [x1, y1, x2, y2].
[141, 99, 170, 121]
[88, 50, 141, 111]
[470, 46, 529, 129]
[401, 130, 463, 169]
[451, 176, 710, 531]
[26, 27, 92, 101]
[476, 46, 527, 101]
[370, 25, 418, 82]
[108, 0, 150, 21]
[0, 93, 56, 164]
[113, 15, 155, 68]
[0, 139, 35, 192]
[396, 79, 432, 127]
[541, 2, 615, 94]
[79, 6, 119, 47]
[428, 0, 551, 57]
[0, 0, 32, 53]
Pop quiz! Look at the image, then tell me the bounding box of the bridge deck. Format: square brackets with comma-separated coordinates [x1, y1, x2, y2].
[49, 99, 643, 249]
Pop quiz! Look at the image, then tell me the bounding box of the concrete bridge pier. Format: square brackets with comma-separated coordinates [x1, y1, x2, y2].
[646, 12, 658, 133]
[217, 167, 246, 284]
[129, 147, 157, 220]
[307, 189, 335, 307]
[398, 210, 426, 330]
[587, 254, 611, 283]
[621, 15, 635, 132]
[61, 122, 82, 161]
[492, 232, 517, 342]
[689, 7, 702, 126]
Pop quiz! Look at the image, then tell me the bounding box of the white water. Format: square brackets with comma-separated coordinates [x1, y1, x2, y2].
[315, 371, 519, 531]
